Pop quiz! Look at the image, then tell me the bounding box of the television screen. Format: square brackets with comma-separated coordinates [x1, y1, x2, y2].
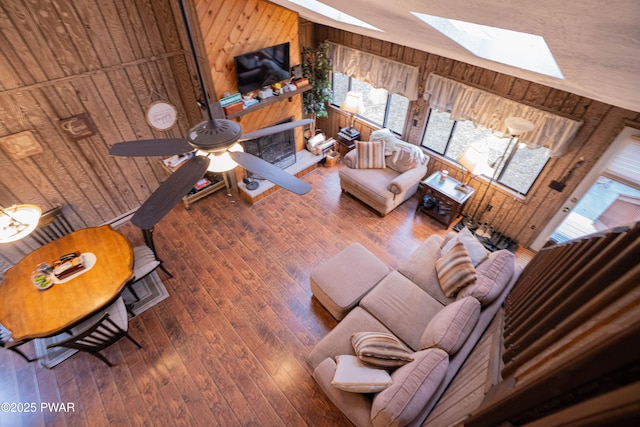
[234, 42, 290, 95]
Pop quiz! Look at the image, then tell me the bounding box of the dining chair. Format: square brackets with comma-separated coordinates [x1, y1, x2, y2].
[46, 296, 141, 367]
[31, 206, 75, 245]
[125, 227, 173, 302]
[0, 323, 36, 363]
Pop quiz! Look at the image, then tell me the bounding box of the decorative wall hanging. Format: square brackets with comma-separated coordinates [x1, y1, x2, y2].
[0, 131, 43, 160]
[146, 101, 178, 131]
[57, 113, 97, 141]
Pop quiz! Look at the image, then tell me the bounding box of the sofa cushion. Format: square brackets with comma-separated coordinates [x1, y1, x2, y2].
[457, 249, 515, 306]
[441, 227, 489, 267]
[370, 348, 449, 427]
[436, 241, 477, 297]
[359, 270, 445, 351]
[396, 235, 456, 306]
[352, 332, 414, 368]
[385, 140, 425, 173]
[356, 140, 386, 169]
[420, 296, 481, 354]
[332, 355, 393, 393]
[307, 306, 395, 370]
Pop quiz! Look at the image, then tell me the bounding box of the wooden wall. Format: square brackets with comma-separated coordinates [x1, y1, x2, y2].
[0, 0, 307, 271]
[194, 0, 305, 148]
[0, 0, 203, 268]
[313, 25, 640, 248]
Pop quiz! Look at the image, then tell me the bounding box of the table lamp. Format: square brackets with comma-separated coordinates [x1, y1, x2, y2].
[456, 143, 489, 193]
[340, 91, 364, 137]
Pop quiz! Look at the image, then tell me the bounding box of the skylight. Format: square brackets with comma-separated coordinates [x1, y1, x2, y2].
[411, 12, 564, 79]
[288, 0, 382, 32]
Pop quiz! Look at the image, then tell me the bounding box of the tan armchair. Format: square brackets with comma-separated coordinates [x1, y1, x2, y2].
[339, 137, 428, 216]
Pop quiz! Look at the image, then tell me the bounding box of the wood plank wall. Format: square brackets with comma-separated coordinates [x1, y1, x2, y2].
[0, 0, 202, 268]
[193, 0, 307, 186]
[312, 24, 640, 248]
[194, 0, 304, 134]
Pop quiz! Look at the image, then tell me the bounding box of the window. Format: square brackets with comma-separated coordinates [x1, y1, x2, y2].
[421, 109, 549, 194]
[332, 72, 409, 135]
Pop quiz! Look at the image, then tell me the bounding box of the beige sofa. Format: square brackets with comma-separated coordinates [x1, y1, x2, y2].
[307, 230, 519, 427]
[339, 131, 428, 216]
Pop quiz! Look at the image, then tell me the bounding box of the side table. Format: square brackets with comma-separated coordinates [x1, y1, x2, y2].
[336, 129, 360, 157]
[417, 171, 475, 227]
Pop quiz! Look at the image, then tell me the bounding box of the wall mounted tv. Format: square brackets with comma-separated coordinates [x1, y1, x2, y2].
[234, 42, 291, 95]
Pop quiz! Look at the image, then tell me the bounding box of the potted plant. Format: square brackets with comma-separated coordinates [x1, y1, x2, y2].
[301, 41, 333, 129]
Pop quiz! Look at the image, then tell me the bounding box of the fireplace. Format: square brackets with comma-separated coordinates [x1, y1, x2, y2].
[241, 117, 296, 179]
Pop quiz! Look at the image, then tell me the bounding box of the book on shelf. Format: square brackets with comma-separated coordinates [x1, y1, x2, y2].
[162, 152, 195, 172]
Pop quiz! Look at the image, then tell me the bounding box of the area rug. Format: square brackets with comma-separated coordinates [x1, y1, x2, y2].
[33, 271, 168, 368]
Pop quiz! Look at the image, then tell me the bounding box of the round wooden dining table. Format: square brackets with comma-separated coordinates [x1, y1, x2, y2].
[0, 225, 133, 342]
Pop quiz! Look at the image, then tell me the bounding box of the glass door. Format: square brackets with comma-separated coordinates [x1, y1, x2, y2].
[549, 176, 640, 244]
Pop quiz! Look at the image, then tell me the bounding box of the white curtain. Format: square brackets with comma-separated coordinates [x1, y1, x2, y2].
[423, 74, 582, 157]
[328, 42, 420, 100]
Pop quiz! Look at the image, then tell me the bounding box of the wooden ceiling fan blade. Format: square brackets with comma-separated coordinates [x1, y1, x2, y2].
[109, 139, 194, 157]
[131, 156, 210, 230]
[238, 119, 314, 142]
[229, 151, 311, 195]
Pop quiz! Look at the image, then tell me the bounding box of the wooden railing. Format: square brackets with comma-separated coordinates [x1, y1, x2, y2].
[466, 222, 640, 426]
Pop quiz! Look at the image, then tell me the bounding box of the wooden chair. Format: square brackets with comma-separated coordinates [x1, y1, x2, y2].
[126, 227, 173, 303]
[31, 206, 75, 245]
[0, 323, 36, 363]
[46, 297, 141, 367]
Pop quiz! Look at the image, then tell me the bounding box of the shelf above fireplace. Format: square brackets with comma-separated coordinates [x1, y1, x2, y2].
[225, 84, 311, 120]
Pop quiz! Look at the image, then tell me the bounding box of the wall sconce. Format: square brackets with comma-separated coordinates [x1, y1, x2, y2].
[549, 157, 585, 192]
[0, 204, 42, 243]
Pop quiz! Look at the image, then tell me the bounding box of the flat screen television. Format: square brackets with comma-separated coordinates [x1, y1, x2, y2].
[234, 42, 290, 95]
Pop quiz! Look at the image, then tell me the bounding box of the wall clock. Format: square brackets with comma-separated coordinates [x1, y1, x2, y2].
[146, 101, 178, 131]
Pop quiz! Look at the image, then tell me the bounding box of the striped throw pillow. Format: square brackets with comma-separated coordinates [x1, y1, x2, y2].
[356, 140, 386, 169]
[351, 332, 414, 368]
[435, 241, 477, 297]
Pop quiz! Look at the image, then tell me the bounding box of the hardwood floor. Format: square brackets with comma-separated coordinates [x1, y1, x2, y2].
[1, 165, 484, 426]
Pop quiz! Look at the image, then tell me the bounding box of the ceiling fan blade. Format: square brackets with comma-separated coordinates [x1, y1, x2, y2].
[131, 156, 210, 230]
[238, 119, 314, 142]
[109, 139, 194, 157]
[229, 151, 312, 195]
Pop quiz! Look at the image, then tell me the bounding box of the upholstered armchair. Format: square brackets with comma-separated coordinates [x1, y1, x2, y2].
[339, 130, 428, 216]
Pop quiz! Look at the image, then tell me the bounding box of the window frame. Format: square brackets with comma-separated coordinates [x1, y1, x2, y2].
[331, 72, 408, 136]
[421, 108, 550, 196]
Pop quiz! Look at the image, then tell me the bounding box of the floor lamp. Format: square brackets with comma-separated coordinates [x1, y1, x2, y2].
[464, 117, 535, 229]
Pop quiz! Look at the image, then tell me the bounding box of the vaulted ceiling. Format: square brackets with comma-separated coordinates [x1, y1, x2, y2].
[270, 0, 640, 113]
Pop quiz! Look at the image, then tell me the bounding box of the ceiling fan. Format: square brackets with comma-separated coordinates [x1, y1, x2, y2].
[109, 0, 313, 231]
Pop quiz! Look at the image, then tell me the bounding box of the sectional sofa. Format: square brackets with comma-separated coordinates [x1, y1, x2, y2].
[307, 229, 519, 426]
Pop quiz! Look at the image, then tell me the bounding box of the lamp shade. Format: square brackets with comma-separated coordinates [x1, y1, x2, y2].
[458, 143, 490, 176]
[0, 204, 42, 243]
[505, 117, 535, 136]
[341, 91, 364, 115]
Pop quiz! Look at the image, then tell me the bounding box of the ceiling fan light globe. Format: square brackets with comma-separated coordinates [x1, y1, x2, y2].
[187, 119, 242, 151]
[208, 152, 238, 172]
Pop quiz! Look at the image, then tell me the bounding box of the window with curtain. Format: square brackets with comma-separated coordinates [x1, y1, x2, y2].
[332, 72, 409, 135]
[422, 110, 550, 194]
[421, 73, 582, 195]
